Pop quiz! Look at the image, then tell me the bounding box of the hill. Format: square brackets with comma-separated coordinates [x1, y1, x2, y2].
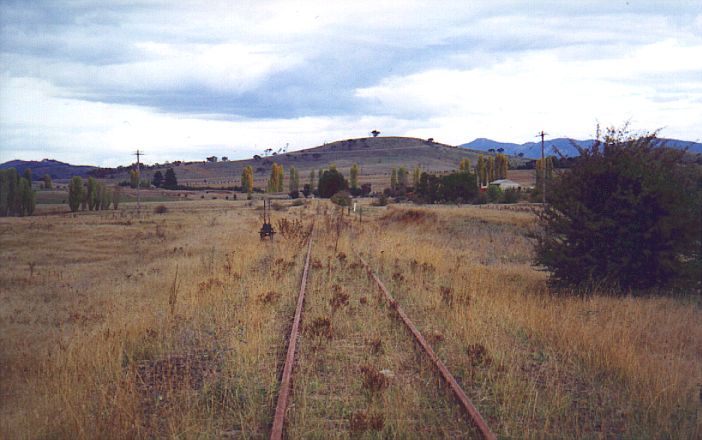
[461, 137, 702, 158]
[111, 136, 528, 188]
[0, 159, 96, 180]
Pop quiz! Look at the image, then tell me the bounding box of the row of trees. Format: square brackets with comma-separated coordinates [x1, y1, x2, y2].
[0, 168, 35, 216]
[68, 176, 121, 212]
[476, 153, 508, 186]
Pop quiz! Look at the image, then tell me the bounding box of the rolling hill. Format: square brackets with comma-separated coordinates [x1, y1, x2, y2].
[106, 136, 529, 187]
[0, 159, 96, 179]
[461, 137, 702, 158]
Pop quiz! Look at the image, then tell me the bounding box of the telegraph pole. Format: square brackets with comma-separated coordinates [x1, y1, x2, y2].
[536, 131, 547, 204]
[133, 150, 144, 212]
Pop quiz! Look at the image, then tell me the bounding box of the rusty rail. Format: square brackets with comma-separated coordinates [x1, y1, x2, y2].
[359, 256, 497, 440]
[270, 225, 314, 440]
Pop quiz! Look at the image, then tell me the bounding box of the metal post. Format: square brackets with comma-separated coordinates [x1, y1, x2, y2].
[537, 131, 547, 204]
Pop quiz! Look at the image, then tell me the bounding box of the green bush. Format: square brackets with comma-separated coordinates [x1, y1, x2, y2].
[535, 127, 702, 291]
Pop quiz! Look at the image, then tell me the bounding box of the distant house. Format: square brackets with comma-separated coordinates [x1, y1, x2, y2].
[489, 179, 521, 190]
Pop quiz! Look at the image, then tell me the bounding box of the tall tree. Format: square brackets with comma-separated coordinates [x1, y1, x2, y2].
[68, 176, 83, 212]
[23, 168, 32, 183]
[397, 167, 409, 192]
[412, 165, 421, 188]
[86, 177, 97, 210]
[495, 154, 509, 179]
[289, 166, 300, 192]
[487, 157, 496, 183]
[43, 174, 53, 190]
[18, 177, 35, 216]
[112, 185, 122, 210]
[477, 155, 487, 186]
[129, 169, 139, 189]
[164, 168, 178, 189]
[152, 171, 164, 188]
[241, 165, 254, 194]
[349, 163, 359, 190]
[390, 168, 398, 191]
[459, 158, 471, 172]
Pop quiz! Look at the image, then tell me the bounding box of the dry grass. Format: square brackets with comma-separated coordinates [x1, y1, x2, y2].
[1, 200, 699, 439]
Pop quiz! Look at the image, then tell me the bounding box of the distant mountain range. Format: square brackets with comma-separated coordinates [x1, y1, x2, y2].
[0, 159, 96, 179]
[460, 137, 702, 158]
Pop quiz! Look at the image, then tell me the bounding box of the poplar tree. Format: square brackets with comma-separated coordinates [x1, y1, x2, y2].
[18, 177, 35, 216]
[487, 157, 496, 183]
[68, 176, 83, 212]
[390, 168, 398, 191]
[495, 154, 509, 179]
[477, 155, 487, 186]
[397, 167, 408, 192]
[289, 166, 299, 192]
[43, 174, 53, 190]
[241, 165, 254, 194]
[309, 169, 316, 191]
[129, 170, 139, 188]
[459, 158, 471, 172]
[412, 165, 421, 188]
[349, 163, 359, 190]
[86, 177, 97, 210]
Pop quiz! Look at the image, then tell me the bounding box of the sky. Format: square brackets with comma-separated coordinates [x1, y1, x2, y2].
[1, 1, 701, 167]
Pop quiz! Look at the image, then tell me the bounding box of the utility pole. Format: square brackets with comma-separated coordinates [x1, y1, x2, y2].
[133, 150, 144, 212]
[536, 131, 547, 204]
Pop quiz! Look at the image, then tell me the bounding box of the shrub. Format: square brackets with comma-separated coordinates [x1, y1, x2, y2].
[330, 190, 351, 207]
[154, 205, 168, 214]
[486, 184, 502, 203]
[502, 188, 520, 204]
[318, 169, 348, 198]
[535, 127, 702, 291]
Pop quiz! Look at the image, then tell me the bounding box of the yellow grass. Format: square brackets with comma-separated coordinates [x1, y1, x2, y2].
[1, 200, 699, 439]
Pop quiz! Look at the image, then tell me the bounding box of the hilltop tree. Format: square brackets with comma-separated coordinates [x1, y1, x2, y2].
[152, 171, 163, 188]
[349, 163, 360, 190]
[241, 165, 254, 194]
[163, 168, 178, 189]
[535, 127, 702, 291]
[68, 176, 83, 212]
[371, 130, 380, 137]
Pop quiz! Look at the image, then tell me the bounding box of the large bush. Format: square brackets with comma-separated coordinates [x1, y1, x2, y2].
[535, 128, 701, 291]
[317, 169, 348, 198]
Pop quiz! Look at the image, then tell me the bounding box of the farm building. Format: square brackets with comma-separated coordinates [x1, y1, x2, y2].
[489, 179, 521, 189]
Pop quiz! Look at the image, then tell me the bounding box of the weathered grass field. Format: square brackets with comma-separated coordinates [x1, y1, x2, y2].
[1, 199, 700, 439]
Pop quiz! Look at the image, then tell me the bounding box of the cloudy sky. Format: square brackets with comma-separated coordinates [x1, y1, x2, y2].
[1, 1, 701, 166]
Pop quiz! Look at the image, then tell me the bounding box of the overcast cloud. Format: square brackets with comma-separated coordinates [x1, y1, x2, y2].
[1, 1, 701, 166]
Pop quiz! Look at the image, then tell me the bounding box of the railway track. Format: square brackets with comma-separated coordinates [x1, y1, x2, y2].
[269, 220, 495, 439]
